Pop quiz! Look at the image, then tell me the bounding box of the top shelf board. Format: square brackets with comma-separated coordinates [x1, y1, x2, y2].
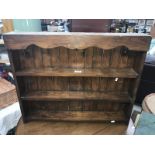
[3, 32, 151, 36]
[3, 32, 151, 51]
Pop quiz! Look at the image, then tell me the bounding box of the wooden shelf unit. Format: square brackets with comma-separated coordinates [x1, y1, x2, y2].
[3, 32, 151, 123]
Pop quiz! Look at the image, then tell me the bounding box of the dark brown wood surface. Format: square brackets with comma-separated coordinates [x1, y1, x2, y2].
[21, 91, 130, 102]
[25, 111, 126, 122]
[4, 32, 151, 123]
[16, 118, 127, 135]
[16, 68, 138, 78]
[3, 32, 151, 51]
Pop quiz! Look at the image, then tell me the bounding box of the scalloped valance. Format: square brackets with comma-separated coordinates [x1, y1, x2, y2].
[3, 32, 151, 51]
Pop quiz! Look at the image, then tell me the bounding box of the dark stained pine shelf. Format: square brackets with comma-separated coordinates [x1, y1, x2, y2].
[26, 111, 127, 122]
[15, 68, 138, 78]
[3, 32, 151, 123]
[21, 91, 131, 103]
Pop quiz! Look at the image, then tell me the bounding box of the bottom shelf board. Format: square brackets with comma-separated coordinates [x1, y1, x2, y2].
[16, 119, 128, 135]
[25, 111, 128, 122]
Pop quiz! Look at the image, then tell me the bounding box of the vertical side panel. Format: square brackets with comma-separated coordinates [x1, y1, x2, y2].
[127, 52, 146, 118]
[11, 51, 21, 71]
[129, 52, 146, 99]
[19, 50, 26, 70]
[8, 50, 27, 122]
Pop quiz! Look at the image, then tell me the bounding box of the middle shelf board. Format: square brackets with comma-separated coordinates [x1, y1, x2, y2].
[16, 68, 138, 78]
[21, 91, 131, 103]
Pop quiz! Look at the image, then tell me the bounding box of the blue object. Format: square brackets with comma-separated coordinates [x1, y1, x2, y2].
[13, 19, 41, 32]
[134, 112, 155, 135]
[149, 39, 155, 50]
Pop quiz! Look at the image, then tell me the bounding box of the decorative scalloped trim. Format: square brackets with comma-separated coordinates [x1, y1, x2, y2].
[24, 44, 129, 51]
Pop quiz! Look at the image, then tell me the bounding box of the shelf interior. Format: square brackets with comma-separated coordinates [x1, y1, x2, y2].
[11, 45, 140, 122]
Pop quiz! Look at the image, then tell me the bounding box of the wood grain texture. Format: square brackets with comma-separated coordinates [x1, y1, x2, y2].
[1, 19, 14, 33]
[26, 111, 127, 122]
[21, 91, 130, 102]
[3, 32, 151, 51]
[5, 32, 151, 123]
[15, 68, 138, 78]
[8, 51, 27, 122]
[16, 118, 127, 135]
[22, 100, 127, 112]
